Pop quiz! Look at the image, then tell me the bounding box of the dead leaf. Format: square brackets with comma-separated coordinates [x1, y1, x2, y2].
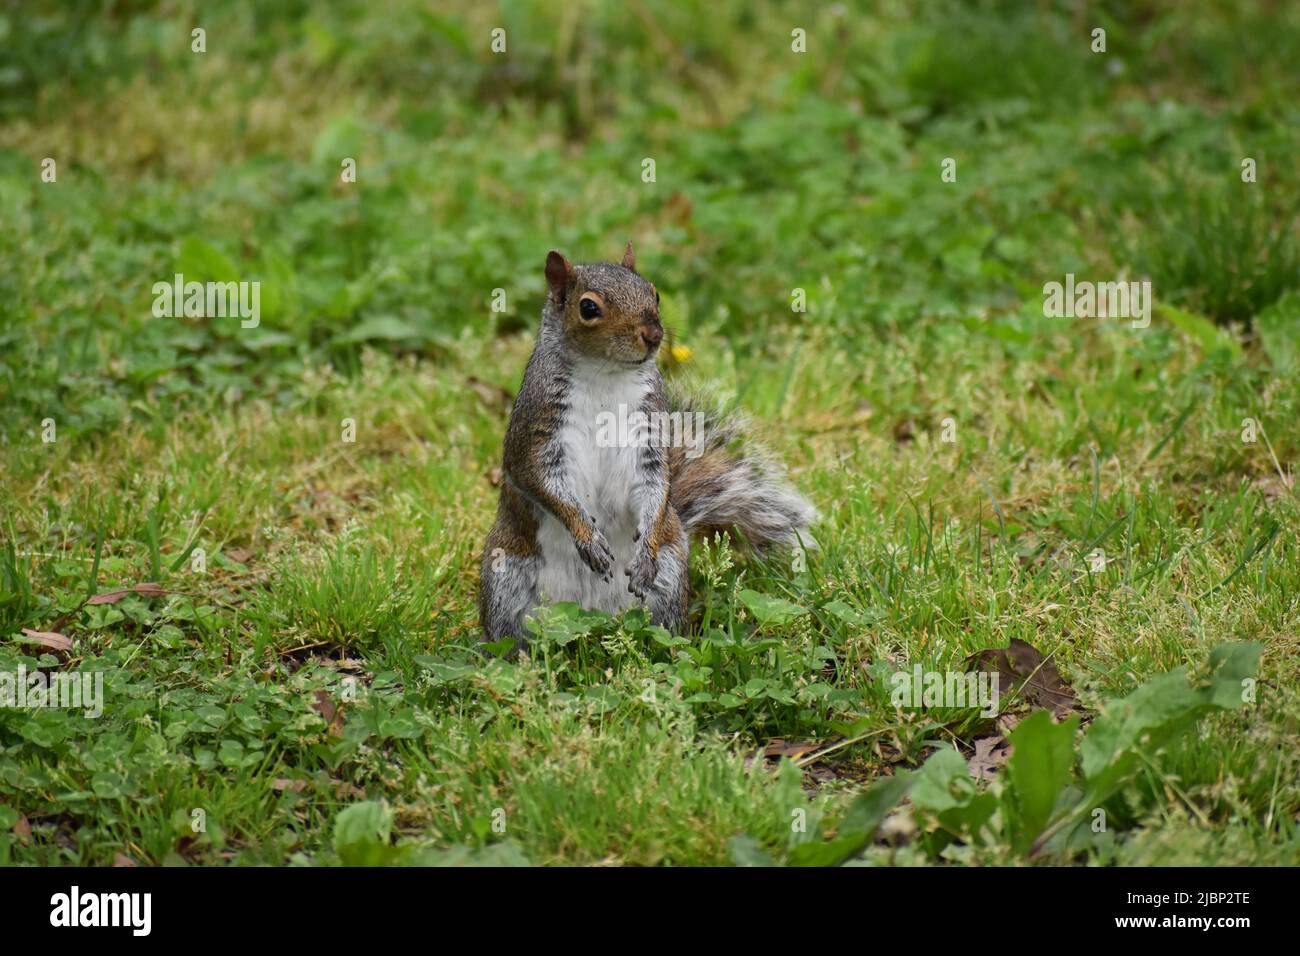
[762, 739, 822, 762]
[13, 815, 32, 845]
[224, 547, 254, 564]
[802, 764, 840, 787]
[272, 778, 308, 793]
[21, 628, 73, 652]
[1251, 474, 1293, 504]
[467, 377, 513, 411]
[312, 689, 335, 722]
[113, 852, 137, 867]
[892, 418, 916, 444]
[331, 779, 366, 799]
[664, 190, 693, 226]
[312, 690, 345, 738]
[746, 738, 834, 777]
[86, 582, 167, 605]
[965, 638, 1080, 718]
[967, 735, 1012, 782]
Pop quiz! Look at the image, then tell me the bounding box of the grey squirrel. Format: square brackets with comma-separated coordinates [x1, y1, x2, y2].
[479, 244, 815, 650]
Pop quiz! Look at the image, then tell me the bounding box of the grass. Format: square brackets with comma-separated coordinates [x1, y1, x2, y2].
[1, 0, 1298, 866]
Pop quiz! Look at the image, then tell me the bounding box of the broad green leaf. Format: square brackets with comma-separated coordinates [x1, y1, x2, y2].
[333, 800, 396, 866]
[1081, 669, 1198, 787]
[738, 589, 808, 626]
[650, 628, 689, 648]
[789, 771, 915, 866]
[479, 638, 516, 660]
[177, 237, 240, 284]
[788, 832, 871, 866]
[1255, 291, 1300, 375]
[937, 792, 998, 843]
[257, 247, 297, 323]
[821, 599, 882, 627]
[1006, 710, 1080, 853]
[334, 315, 423, 345]
[90, 771, 126, 799]
[728, 834, 775, 867]
[910, 747, 974, 813]
[311, 114, 365, 167]
[1205, 641, 1264, 708]
[1080, 642, 1261, 805]
[413, 841, 532, 867]
[1160, 302, 1243, 358]
[841, 771, 913, 835]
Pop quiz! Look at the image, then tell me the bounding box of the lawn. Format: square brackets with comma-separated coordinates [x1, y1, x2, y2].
[1, 0, 1297, 867]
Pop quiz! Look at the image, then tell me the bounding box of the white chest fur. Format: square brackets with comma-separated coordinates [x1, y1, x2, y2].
[535, 362, 652, 613]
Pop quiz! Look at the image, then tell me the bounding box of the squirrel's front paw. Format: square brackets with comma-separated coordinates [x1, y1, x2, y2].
[625, 547, 658, 599]
[576, 529, 614, 577]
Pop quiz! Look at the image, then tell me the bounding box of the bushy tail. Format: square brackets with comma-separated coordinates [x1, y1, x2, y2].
[666, 384, 816, 551]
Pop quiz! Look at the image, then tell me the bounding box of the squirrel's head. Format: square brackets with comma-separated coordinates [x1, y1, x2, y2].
[544, 243, 663, 367]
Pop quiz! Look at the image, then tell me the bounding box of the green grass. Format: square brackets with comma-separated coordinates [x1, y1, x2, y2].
[1, 0, 1298, 866]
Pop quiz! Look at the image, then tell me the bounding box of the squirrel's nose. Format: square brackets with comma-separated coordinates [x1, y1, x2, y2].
[640, 325, 663, 349]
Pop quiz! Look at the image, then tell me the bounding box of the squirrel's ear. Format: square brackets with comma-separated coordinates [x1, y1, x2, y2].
[545, 251, 575, 304]
[621, 241, 636, 272]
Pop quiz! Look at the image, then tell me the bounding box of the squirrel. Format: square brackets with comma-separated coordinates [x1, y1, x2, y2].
[479, 243, 815, 651]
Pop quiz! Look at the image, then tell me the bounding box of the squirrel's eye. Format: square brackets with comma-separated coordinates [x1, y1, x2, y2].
[579, 298, 602, 321]
[655, 290, 660, 306]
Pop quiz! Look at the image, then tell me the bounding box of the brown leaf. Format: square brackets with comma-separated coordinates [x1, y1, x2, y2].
[802, 764, 840, 787]
[762, 738, 822, 762]
[21, 628, 73, 652]
[467, 377, 513, 411]
[967, 735, 1012, 782]
[665, 190, 694, 226]
[746, 738, 831, 774]
[224, 547, 254, 564]
[86, 582, 167, 605]
[113, 852, 137, 867]
[272, 778, 308, 793]
[312, 690, 345, 738]
[759, 738, 821, 764]
[965, 638, 1079, 718]
[13, 815, 32, 845]
[312, 689, 336, 723]
[331, 779, 366, 799]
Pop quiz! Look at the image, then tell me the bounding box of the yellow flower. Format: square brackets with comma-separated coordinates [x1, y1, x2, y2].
[670, 344, 693, 363]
